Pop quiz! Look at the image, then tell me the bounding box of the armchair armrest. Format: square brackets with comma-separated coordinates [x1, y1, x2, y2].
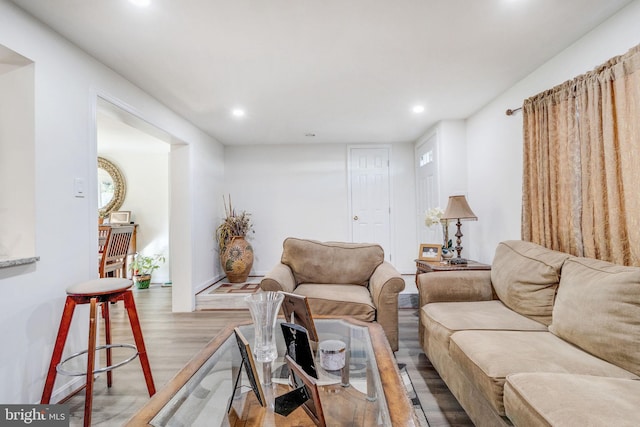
[260, 263, 296, 293]
[369, 261, 405, 351]
[369, 261, 405, 307]
[417, 270, 494, 309]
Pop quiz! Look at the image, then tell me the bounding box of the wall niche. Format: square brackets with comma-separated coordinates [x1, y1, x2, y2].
[0, 44, 35, 263]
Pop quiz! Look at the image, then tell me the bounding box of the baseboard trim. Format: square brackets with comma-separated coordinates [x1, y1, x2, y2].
[48, 377, 86, 405]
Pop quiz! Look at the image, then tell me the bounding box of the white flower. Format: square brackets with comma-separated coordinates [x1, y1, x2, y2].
[425, 207, 444, 227]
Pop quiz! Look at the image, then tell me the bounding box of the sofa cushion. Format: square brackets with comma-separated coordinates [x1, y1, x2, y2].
[504, 373, 640, 427]
[294, 284, 376, 321]
[491, 240, 571, 325]
[449, 330, 638, 416]
[421, 300, 547, 351]
[281, 238, 384, 286]
[549, 257, 640, 376]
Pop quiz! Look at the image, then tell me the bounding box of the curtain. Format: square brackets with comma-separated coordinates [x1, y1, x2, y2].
[522, 44, 640, 266]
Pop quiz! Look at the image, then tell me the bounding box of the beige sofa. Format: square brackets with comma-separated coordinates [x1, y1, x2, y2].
[260, 237, 405, 350]
[418, 240, 640, 426]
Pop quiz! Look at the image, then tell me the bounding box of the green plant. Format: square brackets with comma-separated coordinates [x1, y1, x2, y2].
[129, 253, 165, 276]
[216, 195, 253, 253]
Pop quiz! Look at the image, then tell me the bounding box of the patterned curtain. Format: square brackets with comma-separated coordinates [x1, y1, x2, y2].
[522, 44, 640, 266]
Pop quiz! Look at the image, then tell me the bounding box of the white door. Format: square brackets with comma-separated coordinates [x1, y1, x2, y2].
[416, 134, 440, 245]
[349, 147, 392, 261]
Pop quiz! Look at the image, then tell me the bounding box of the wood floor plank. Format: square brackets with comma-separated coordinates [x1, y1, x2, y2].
[55, 285, 471, 426]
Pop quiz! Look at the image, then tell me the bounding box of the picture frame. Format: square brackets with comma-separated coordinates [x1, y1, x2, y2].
[419, 243, 442, 262]
[285, 354, 326, 427]
[281, 322, 317, 379]
[108, 210, 131, 224]
[229, 328, 266, 409]
[280, 292, 318, 342]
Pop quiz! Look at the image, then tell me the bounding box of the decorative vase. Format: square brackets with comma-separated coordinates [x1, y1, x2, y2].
[220, 236, 254, 283]
[441, 250, 454, 261]
[134, 274, 151, 289]
[244, 291, 284, 364]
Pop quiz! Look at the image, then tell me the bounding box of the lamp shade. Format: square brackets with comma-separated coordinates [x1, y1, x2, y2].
[442, 195, 477, 221]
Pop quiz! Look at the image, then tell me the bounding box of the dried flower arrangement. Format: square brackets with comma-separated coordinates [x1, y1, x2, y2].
[216, 195, 254, 253]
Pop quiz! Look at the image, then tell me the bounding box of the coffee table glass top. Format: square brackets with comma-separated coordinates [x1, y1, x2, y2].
[144, 319, 408, 427]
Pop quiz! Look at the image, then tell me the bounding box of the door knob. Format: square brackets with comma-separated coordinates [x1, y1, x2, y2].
[353, 216, 359, 220]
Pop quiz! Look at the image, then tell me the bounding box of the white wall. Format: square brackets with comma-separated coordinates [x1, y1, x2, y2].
[223, 142, 417, 276]
[0, 0, 224, 404]
[465, 0, 640, 264]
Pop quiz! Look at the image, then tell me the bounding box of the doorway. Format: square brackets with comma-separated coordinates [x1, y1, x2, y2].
[348, 146, 392, 261]
[96, 98, 172, 284]
[415, 133, 440, 245]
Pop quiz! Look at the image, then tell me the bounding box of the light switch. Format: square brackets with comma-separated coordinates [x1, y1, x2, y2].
[74, 178, 85, 198]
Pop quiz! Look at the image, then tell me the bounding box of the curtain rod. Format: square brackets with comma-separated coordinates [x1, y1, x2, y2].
[505, 107, 522, 116]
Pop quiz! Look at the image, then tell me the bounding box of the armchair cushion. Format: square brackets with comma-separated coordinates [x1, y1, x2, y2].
[281, 237, 384, 285]
[294, 284, 376, 321]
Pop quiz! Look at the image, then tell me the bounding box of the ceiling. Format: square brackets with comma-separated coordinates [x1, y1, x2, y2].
[8, 0, 635, 145]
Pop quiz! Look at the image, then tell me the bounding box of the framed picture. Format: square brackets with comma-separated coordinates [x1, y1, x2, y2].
[280, 292, 318, 342]
[281, 322, 317, 379]
[281, 355, 326, 426]
[419, 243, 441, 262]
[108, 210, 131, 224]
[229, 328, 266, 409]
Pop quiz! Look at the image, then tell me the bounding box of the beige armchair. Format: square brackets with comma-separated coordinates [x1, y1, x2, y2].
[260, 237, 405, 350]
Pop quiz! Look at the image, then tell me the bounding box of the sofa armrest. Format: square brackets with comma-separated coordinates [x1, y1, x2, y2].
[417, 270, 494, 309]
[369, 261, 405, 351]
[260, 263, 296, 293]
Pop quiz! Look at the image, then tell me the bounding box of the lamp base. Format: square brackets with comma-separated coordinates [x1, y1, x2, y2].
[450, 257, 468, 265]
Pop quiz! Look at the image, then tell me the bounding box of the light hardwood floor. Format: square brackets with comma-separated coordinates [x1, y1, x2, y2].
[57, 285, 472, 426]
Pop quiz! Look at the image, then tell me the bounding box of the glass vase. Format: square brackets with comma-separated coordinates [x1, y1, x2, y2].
[244, 291, 284, 363]
[441, 220, 450, 250]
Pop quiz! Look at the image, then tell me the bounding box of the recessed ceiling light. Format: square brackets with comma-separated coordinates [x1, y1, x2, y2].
[231, 108, 245, 118]
[129, 0, 151, 7]
[412, 105, 425, 114]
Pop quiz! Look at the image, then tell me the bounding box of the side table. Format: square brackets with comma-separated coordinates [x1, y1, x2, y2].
[414, 259, 491, 287]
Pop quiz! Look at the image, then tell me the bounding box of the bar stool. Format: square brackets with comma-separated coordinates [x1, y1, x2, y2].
[41, 278, 156, 427]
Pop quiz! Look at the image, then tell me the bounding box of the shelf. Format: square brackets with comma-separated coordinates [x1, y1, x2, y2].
[0, 256, 40, 269]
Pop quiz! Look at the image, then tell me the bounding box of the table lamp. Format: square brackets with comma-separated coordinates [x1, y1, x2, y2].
[441, 195, 477, 265]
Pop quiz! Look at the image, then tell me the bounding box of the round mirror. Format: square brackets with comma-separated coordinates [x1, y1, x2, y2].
[98, 157, 126, 217]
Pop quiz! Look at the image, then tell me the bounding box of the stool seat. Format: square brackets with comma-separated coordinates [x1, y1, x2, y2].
[66, 278, 132, 296]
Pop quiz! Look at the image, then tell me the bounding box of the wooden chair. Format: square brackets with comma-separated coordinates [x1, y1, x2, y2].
[98, 225, 110, 255]
[99, 225, 134, 278]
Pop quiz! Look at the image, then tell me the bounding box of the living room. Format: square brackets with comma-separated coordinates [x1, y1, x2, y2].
[1, 0, 640, 425]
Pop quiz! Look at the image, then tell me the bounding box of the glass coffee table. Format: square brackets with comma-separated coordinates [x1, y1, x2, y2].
[126, 318, 417, 426]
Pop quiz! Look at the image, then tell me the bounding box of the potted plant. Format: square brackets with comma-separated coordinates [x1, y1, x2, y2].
[216, 195, 254, 283]
[129, 253, 165, 289]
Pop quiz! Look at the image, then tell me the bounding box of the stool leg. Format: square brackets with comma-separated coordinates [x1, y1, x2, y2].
[102, 302, 113, 387]
[123, 291, 156, 396]
[41, 296, 76, 404]
[84, 297, 98, 427]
